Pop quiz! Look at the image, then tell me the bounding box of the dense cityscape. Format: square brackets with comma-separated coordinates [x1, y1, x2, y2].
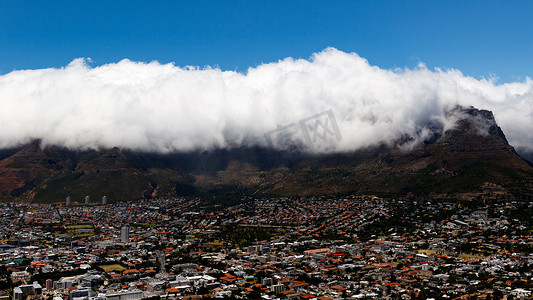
[0, 195, 531, 300]
[3, 2, 533, 300]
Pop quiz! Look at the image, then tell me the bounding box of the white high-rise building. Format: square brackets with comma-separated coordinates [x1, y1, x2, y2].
[66, 196, 72, 206]
[84, 195, 90, 204]
[102, 196, 108, 205]
[106, 290, 143, 300]
[121, 226, 129, 243]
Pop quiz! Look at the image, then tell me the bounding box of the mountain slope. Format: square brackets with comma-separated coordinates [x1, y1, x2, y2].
[1, 106, 532, 203]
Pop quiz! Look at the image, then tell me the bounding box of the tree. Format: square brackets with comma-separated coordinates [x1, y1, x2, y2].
[247, 286, 262, 299]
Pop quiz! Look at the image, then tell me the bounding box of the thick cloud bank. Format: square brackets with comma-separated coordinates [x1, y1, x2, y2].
[0, 48, 532, 153]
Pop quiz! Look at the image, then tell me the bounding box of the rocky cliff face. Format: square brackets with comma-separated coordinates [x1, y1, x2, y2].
[1, 106, 532, 203]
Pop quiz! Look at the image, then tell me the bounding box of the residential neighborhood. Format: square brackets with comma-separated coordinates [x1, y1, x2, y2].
[0, 196, 531, 299]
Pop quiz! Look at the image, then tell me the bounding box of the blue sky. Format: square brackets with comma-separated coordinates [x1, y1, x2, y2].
[1, 0, 532, 82]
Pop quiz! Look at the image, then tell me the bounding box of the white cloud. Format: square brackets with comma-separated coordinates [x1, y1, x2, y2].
[0, 48, 532, 153]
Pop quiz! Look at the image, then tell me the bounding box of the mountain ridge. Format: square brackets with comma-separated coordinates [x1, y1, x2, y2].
[1, 106, 533, 203]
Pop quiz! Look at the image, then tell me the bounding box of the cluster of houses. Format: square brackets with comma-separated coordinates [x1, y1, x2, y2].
[0, 195, 531, 299]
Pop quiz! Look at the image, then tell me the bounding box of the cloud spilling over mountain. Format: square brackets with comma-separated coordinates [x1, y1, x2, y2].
[0, 48, 532, 153]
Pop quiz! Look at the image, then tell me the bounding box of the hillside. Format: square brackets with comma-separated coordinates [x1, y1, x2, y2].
[1, 106, 532, 203]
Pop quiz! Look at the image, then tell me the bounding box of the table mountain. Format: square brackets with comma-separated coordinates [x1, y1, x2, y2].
[1, 106, 532, 203]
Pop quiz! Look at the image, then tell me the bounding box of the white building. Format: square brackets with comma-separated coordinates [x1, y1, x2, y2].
[121, 226, 130, 243]
[271, 284, 285, 294]
[13, 282, 42, 300]
[106, 290, 143, 300]
[510, 288, 531, 299]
